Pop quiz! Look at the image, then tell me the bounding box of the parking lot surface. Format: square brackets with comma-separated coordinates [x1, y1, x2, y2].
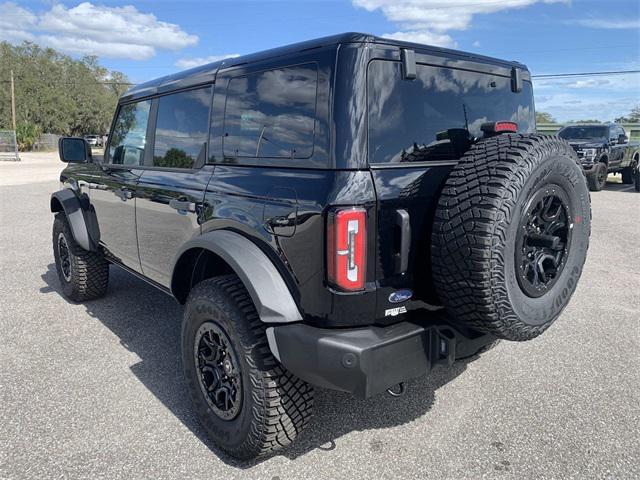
[1, 153, 639, 479]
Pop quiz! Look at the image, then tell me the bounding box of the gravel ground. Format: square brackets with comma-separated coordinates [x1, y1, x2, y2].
[1, 153, 639, 479]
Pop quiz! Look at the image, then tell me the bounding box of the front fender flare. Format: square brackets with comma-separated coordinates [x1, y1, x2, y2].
[172, 230, 303, 323]
[50, 189, 99, 252]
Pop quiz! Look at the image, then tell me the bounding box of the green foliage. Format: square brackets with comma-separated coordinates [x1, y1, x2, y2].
[0, 42, 130, 137]
[15, 121, 41, 151]
[571, 119, 601, 124]
[154, 148, 194, 169]
[536, 111, 555, 123]
[615, 105, 640, 123]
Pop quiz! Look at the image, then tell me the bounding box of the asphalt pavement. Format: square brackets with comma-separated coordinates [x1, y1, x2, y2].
[1, 154, 638, 479]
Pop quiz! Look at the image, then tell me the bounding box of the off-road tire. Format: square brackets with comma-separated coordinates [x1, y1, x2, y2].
[432, 134, 591, 341]
[52, 213, 109, 301]
[634, 163, 640, 192]
[182, 275, 314, 459]
[586, 162, 608, 191]
[621, 166, 634, 185]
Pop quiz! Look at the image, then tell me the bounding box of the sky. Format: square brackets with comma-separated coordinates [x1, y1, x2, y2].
[1, 0, 639, 122]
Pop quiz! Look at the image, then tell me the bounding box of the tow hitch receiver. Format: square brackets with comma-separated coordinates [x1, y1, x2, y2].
[267, 320, 495, 399]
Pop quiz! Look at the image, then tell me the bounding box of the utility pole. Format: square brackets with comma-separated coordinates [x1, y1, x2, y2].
[10, 69, 17, 131]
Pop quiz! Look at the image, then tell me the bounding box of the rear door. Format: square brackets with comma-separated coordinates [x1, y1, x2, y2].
[91, 99, 151, 270]
[135, 86, 215, 287]
[366, 52, 536, 314]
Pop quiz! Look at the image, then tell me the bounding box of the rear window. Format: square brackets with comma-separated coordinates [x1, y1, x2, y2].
[223, 64, 318, 160]
[367, 60, 535, 164]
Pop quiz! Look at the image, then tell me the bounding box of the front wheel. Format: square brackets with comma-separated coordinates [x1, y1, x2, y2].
[181, 275, 314, 459]
[52, 213, 109, 301]
[586, 162, 608, 191]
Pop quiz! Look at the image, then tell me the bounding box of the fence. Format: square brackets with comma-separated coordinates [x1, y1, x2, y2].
[0, 130, 20, 161]
[33, 133, 61, 151]
[538, 123, 640, 141]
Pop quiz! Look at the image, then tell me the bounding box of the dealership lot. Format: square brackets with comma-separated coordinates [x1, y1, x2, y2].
[1, 153, 638, 479]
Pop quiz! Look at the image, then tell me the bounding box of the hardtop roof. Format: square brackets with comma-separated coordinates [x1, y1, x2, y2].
[124, 32, 528, 100]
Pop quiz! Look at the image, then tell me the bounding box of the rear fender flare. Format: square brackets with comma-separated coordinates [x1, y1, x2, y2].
[50, 189, 99, 251]
[171, 230, 303, 324]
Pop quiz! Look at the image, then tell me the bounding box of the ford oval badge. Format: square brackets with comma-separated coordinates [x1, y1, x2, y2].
[388, 289, 412, 304]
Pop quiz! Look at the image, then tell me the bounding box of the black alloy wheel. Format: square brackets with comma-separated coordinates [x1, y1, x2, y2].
[516, 185, 572, 298]
[194, 321, 242, 421]
[57, 232, 72, 282]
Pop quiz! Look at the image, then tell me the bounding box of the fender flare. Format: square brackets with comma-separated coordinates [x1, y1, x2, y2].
[50, 189, 99, 252]
[171, 230, 303, 324]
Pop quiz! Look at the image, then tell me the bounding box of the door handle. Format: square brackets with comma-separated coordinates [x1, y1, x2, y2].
[115, 188, 133, 201]
[394, 209, 411, 274]
[169, 199, 196, 213]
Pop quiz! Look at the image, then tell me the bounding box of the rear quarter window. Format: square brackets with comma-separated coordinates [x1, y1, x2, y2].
[367, 60, 535, 164]
[222, 64, 318, 162]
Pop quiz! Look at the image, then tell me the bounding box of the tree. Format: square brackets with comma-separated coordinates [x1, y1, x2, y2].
[615, 105, 640, 123]
[0, 42, 130, 145]
[536, 111, 556, 123]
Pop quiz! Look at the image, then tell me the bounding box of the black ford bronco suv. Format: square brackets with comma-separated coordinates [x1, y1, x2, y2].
[558, 123, 640, 191]
[51, 33, 591, 459]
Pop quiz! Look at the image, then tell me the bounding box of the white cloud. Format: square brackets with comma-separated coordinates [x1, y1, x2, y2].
[571, 19, 640, 29]
[176, 53, 241, 69]
[0, 2, 198, 60]
[0, 2, 36, 42]
[383, 30, 455, 48]
[353, 0, 569, 47]
[473, 40, 481, 47]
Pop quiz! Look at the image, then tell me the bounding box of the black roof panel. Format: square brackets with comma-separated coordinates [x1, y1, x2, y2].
[124, 32, 528, 99]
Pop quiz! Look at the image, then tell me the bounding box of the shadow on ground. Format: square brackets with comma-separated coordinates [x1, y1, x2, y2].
[41, 263, 469, 468]
[602, 178, 638, 193]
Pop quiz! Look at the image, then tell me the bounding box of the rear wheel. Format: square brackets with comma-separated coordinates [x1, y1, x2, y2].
[621, 166, 634, 184]
[432, 134, 591, 341]
[182, 275, 314, 459]
[586, 162, 608, 191]
[52, 213, 109, 302]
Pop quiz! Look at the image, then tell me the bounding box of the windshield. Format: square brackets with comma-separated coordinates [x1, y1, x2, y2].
[558, 126, 607, 140]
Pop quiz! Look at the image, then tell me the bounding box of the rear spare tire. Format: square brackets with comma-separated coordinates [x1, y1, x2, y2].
[432, 134, 591, 341]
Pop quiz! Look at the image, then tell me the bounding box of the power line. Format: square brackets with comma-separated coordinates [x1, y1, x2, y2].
[2, 70, 638, 86]
[531, 70, 640, 78]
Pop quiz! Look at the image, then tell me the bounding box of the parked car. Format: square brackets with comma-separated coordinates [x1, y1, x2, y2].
[558, 123, 640, 191]
[84, 135, 102, 147]
[51, 33, 591, 459]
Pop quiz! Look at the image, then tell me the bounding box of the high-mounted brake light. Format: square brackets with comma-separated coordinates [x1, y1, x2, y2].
[481, 121, 518, 135]
[327, 208, 367, 291]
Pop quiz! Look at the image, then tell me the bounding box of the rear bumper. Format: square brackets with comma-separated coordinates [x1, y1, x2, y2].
[266, 319, 496, 398]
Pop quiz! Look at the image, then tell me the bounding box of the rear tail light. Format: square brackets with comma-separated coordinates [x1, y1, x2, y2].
[327, 207, 367, 291]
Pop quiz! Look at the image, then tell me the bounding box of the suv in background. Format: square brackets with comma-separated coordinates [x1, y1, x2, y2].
[558, 123, 640, 191]
[51, 33, 591, 459]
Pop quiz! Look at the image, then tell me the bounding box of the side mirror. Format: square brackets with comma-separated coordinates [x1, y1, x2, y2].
[618, 134, 628, 145]
[58, 137, 92, 163]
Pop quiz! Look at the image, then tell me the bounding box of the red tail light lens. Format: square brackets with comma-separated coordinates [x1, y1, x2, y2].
[327, 208, 367, 291]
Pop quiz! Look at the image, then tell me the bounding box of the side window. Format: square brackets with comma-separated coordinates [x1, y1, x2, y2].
[223, 64, 318, 161]
[109, 100, 151, 165]
[609, 127, 618, 141]
[152, 86, 212, 169]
